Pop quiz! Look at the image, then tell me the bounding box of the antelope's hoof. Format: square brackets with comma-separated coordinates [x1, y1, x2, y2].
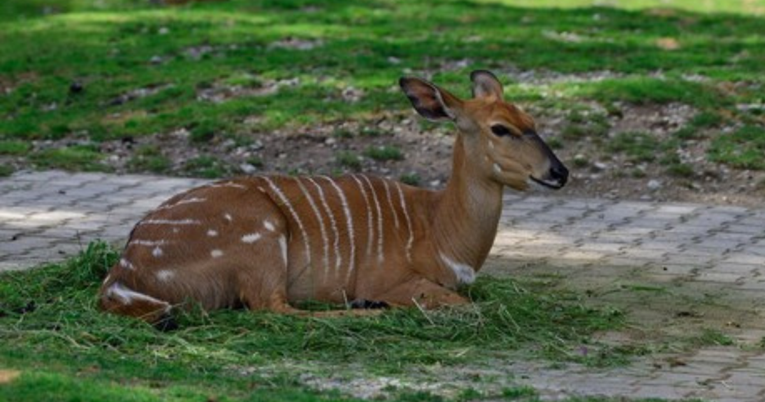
[153, 313, 179, 332]
[349, 299, 389, 310]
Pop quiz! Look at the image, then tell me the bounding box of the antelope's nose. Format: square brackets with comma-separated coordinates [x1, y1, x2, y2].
[550, 163, 569, 187]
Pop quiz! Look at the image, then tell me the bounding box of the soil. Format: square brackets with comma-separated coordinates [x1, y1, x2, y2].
[6, 79, 764, 208]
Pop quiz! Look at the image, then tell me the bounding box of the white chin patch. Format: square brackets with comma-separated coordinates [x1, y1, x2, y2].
[527, 178, 549, 191]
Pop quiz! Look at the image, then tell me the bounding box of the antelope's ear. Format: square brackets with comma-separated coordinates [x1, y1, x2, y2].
[399, 77, 462, 121]
[470, 70, 503, 100]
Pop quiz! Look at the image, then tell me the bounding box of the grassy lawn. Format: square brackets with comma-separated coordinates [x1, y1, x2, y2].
[0, 0, 763, 179]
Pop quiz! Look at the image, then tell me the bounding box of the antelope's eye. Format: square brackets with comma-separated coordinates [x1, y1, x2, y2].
[490, 125, 513, 137]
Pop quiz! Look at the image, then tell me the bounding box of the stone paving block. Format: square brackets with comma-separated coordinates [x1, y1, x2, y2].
[628, 384, 696, 400]
[696, 271, 747, 283]
[721, 253, 765, 265]
[9, 170, 70, 182]
[643, 263, 699, 276]
[0, 236, 60, 255]
[723, 224, 765, 235]
[575, 243, 625, 253]
[634, 240, 684, 251]
[662, 253, 717, 266]
[736, 281, 765, 291]
[708, 263, 758, 275]
[691, 238, 748, 251]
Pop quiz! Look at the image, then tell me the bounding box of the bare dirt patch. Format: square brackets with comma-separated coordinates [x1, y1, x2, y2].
[92, 99, 764, 207]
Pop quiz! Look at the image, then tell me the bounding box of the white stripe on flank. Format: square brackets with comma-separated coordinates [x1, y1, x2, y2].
[351, 175, 374, 260]
[206, 182, 247, 190]
[107, 282, 169, 308]
[321, 176, 355, 281]
[382, 180, 400, 230]
[264, 177, 311, 265]
[308, 177, 341, 275]
[140, 219, 200, 226]
[394, 182, 413, 263]
[297, 178, 330, 278]
[241, 233, 262, 244]
[157, 197, 206, 210]
[439, 253, 476, 285]
[307, 177, 343, 275]
[361, 175, 384, 263]
[130, 239, 168, 247]
[278, 235, 288, 266]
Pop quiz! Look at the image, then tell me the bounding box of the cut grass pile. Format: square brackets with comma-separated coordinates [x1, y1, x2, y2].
[1, 241, 626, 401]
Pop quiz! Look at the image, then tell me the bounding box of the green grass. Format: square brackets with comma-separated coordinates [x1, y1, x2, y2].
[606, 132, 661, 163]
[29, 144, 111, 172]
[127, 145, 172, 173]
[335, 150, 362, 170]
[0, 139, 31, 155]
[0, 0, 763, 174]
[364, 145, 404, 161]
[0, 165, 14, 176]
[182, 154, 230, 178]
[0, 242, 633, 401]
[708, 125, 765, 170]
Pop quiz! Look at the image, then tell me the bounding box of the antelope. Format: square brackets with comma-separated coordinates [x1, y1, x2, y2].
[98, 70, 568, 328]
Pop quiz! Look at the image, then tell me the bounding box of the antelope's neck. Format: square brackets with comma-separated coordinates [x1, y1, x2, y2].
[432, 135, 503, 274]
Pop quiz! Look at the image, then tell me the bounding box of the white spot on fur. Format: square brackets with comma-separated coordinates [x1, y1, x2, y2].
[211, 249, 224, 258]
[173, 228, 180, 233]
[439, 253, 476, 285]
[264, 220, 275, 232]
[241, 233, 262, 244]
[493, 163, 502, 174]
[207, 229, 218, 237]
[152, 246, 163, 258]
[119, 258, 134, 270]
[224, 213, 233, 222]
[156, 270, 174, 282]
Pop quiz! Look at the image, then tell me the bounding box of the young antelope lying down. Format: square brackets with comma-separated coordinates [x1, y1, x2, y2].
[98, 71, 568, 327]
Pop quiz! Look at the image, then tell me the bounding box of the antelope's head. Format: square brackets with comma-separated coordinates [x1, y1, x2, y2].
[400, 70, 568, 191]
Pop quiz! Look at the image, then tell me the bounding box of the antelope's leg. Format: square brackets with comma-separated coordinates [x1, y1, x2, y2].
[376, 277, 468, 309]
